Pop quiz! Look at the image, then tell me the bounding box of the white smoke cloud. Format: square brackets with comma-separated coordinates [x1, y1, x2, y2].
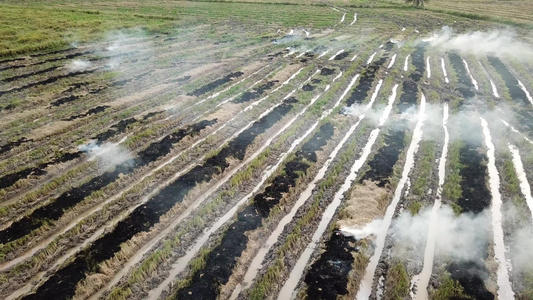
[343, 205, 490, 262]
[104, 30, 151, 70]
[392, 205, 490, 261]
[424, 26, 533, 58]
[502, 202, 533, 274]
[66, 59, 92, 71]
[340, 219, 383, 240]
[509, 226, 533, 273]
[79, 141, 133, 171]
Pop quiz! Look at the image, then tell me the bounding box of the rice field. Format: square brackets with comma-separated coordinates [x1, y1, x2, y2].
[1, 1, 533, 299]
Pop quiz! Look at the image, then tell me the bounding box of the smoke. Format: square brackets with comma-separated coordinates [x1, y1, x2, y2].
[424, 26, 533, 58]
[79, 141, 133, 171]
[509, 226, 533, 273]
[103, 30, 151, 70]
[340, 219, 383, 240]
[502, 202, 533, 274]
[66, 59, 92, 71]
[391, 205, 490, 261]
[342, 205, 490, 262]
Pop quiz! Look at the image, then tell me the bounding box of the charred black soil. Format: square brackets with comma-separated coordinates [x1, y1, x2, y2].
[29, 48, 76, 58]
[449, 261, 494, 300]
[307, 43, 425, 300]
[456, 121, 491, 214]
[21, 96, 296, 300]
[358, 120, 407, 187]
[320, 68, 335, 76]
[448, 52, 476, 99]
[0, 64, 26, 72]
[49, 94, 80, 107]
[50, 84, 108, 108]
[234, 80, 278, 103]
[448, 116, 492, 300]
[345, 42, 396, 108]
[62, 105, 110, 121]
[0, 51, 92, 72]
[304, 230, 357, 300]
[334, 51, 350, 61]
[0, 152, 82, 190]
[112, 71, 152, 87]
[175, 123, 334, 300]
[92, 117, 137, 143]
[446, 52, 493, 300]
[359, 45, 425, 186]
[345, 56, 387, 107]
[0, 137, 32, 155]
[0, 69, 97, 96]
[187, 71, 244, 96]
[302, 84, 315, 91]
[1, 66, 60, 83]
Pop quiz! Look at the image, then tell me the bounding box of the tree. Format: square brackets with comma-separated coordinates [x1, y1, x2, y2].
[405, 0, 427, 7]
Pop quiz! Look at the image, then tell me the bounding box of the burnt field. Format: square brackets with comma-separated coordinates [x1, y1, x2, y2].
[1, 1, 533, 300]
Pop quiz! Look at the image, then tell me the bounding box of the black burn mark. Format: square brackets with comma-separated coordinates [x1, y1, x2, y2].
[446, 52, 494, 300]
[1, 66, 60, 83]
[304, 231, 357, 300]
[0, 119, 217, 245]
[359, 120, 408, 187]
[176, 123, 334, 300]
[0, 69, 97, 96]
[234, 80, 278, 104]
[320, 68, 335, 76]
[0, 137, 32, 155]
[22, 97, 296, 300]
[62, 105, 110, 121]
[0, 152, 83, 190]
[187, 72, 244, 97]
[334, 51, 351, 61]
[447, 52, 475, 99]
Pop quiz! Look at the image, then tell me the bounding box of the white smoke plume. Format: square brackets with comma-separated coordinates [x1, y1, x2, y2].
[508, 226, 533, 273]
[340, 219, 383, 240]
[343, 205, 490, 262]
[66, 59, 92, 71]
[502, 202, 533, 274]
[424, 26, 533, 58]
[390, 205, 490, 262]
[104, 30, 151, 70]
[79, 141, 133, 171]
